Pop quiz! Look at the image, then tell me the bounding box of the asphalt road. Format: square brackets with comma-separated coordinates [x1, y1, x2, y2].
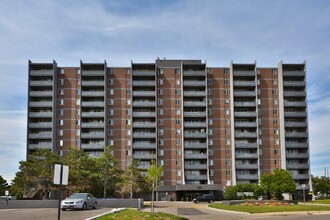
[0, 207, 113, 220]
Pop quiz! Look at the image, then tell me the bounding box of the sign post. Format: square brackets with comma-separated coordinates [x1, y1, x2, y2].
[302, 184, 306, 210]
[5, 190, 9, 206]
[54, 164, 69, 220]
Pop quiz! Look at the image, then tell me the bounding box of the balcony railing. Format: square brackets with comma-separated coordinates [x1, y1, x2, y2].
[285, 132, 308, 138]
[183, 91, 206, 97]
[133, 132, 156, 138]
[283, 91, 306, 97]
[29, 91, 52, 97]
[234, 102, 256, 107]
[236, 174, 259, 180]
[184, 132, 207, 138]
[132, 142, 157, 149]
[133, 91, 155, 97]
[285, 142, 308, 148]
[133, 122, 156, 128]
[283, 71, 305, 77]
[235, 122, 257, 127]
[133, 154, 157, 159]
[81, 143, 105, 149]
[138, 164, 151, 170]
[185, 175, 207, 180]
[284, 112, 307, 117]
[30, 80, 53, 87]
[30, 70, 53, 76]
[235, 142, 258, 148]
[233, 81, 256, 87]
[285, 122, 307, 127]
[133, 112, 156, 117]
[235, 163, 259, 169]
[292, 174, 310, 180]
[184, 122, 207, 127]
[284, 101, 306, 107]
[81, 81, 104, 86]
[183, 70, 205, 76]
[235, 132, 257, 138]
[184, 154, 208, 159]
[81, 122, 104, 128]
[234, 112, 257, 117]
[81, 70, 104, 76]
[28, 143, 52, 149]
[184, 142, 208, 149]
[183, 101, 206, 107]
[133, 81, 155, 86]
[183, 81, 205, 86]
[28, 132, 52, 139]
[81, 101, 104, 107]
[28, 122, 52, 128]
[286, 163, 309, 169]
[286, 153, 309, 159]
[81, 132, 104, 139]
[132, 101, 155, 107]
[132, 70, 155, 76]
[81, 112, 104, 118]
[184, 164, 208, 170]
[235, 153, 258, 159]
[184, 111, 207, 117]
[29, 101, 52, 107]
[234, 91, 256, 97]
[233, 71, 255, 76]
[283, 81, 306, 87]
[81, 91, 104, 97]
[29, 112, 52, 118]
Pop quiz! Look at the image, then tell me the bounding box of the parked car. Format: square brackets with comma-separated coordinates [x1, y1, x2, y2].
[193, 194, 215, 203]
[61, 193, 97, 211]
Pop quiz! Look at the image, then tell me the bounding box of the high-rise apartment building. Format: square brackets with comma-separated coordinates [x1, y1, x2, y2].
[27, 59, 311, 199]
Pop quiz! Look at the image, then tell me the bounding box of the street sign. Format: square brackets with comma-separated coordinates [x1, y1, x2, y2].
[54, 164, 69, 185]
[5, 190, 9, 196]
[302, 184, 306, 188]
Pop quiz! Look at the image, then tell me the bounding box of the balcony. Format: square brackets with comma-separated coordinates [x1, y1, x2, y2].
[81, 122, 104, 128]
[28, 143, 52, 149]
[81, 91, 104, 97]
[235, 132, 257, 138]
[286, 163, 309, 169]
[296, 184, 310, 190]
[133, 122, 156, 128]
[183, 91, 206, 97]
[29, 132, 52, 139]
[283, 81, 306, 87]
[184, 132, 207, 138]
[233, 81, 256, 87]
[30, 69, 53, 76]
[183, 70, 205, 76]
[285, 142, 308, 148]
[236, 174, 259, 180]
[132, 112, 156, 117]
[285, 122, 307, 127]
[133, 142, 156, 149]
[184, 111, 207, 117]
[81, 70, 104, 76]
[184, 164, 208, 170]
[283, 71, 305, 77]
[235, 122, 257, 127]
[81, 81, 104, 86]
[286, 153, 309, 159]
[81, 101, 104, 107]
[235, 163, 258, 169]
[285, 132, 308, 138]
[81, 112, 104, 118]
[234, 112, 257, 117]
[29, 122, 52, 128]
[183, 101, 206, 107]
[184, 154, 208, 159]
[234, 91, 256, 97]
[29, 91, 52, 97]
[133, 91, 155, 97]
[81, 132, 104, 139]
[284, 91, 306, 97]
[184, 122, 207, 127]
[132, 101, 155, 107]
[29, 101, 52, 107]
[234, 102, 256, 107]
[29, 112, 52, 118]
[183, 81, 205, 87]
[133, 132, 156, 138]
[133, 154, 157, 160]
[133, 70, 155, 76]
[233, 71, 255, 76]
[30, 80, 53, 87]
[284, 112, 307, 117]
[292, 174, 310, 180]
[235, 142, 258, 148]
[235, 153, 258, 159]
[133, 81, 155, 86]
[184, 142, 207, 149]
[284, 101, 306, 107]
[138, 164, 151, 170]
[185, 175, 207, 180]
[81, 143, 105, 149]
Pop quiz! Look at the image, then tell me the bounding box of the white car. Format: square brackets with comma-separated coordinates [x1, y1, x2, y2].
[61, 193, 97, 211]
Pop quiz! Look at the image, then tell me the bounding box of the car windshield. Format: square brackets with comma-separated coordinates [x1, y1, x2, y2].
[68, 194, 87, 199]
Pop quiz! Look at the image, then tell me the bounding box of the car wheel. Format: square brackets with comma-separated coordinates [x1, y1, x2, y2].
[62, 208, 66, 211]
[82, 203, 87, 210]
[93, 202, 97, 209]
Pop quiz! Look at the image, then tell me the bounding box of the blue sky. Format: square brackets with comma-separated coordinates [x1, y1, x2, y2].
[0, 0, 330, 183]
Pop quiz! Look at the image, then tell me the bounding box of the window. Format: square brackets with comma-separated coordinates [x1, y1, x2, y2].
[209, 139, 213, 145]
[126, 150, 131, 156]
[159, 149, 164, 156]
[176, 159, 181, 165]
[208, 109, 212, 115]
[224, 69, 229, 74]
[175, 99, 180, 105]
[59, 79, 64, 85]
[160, 160, 164, 166]
[108, 129, 114, 136]
[109, 99, 114, 105]
[273, 129, 279, 135]
[225, 148, 230, 155]
[272, 89, 277, 95]
[58, 109, 64, 115]
[58, 129, 63, 136]
[76, 99, 80, 106]
[224, 79, 229, 85]
[225, 129, 230, 135]
[272, 80, 278, 85]
[108, 79, 114, 85]
[76, 89, 80, 95]
[176, 139, 181, 145]
[225, 109, 230, 115]
[274, 148, 279, 155]
[77, 79, 80, 85]
[126, 130, 131, 136]
[59, 99, 64, 105]
[209, 129, 213, 135]
[176, 80, 180, 85]
[275, 160, 280, 165]
[175, 68, 180, 74]
[76, 120, 80, 125]
[175, 119, 180, 125]
[226, 139, 230, 145]
[208, 99, 212, 105]
[273, 109, 278, 115]
[207, 79, 212, 85]
[258, 99, 261, 105]
[207, 89, 212, 95]
[158, 119, 164, 125]
[176, 129, 180, 135]
[273, 119, 278, 125]
[158, 129, 164, 135]
[209, 159, 214, 166]
[158, 109, 163, 115]
[126, 99, 131, 105]
[224, 99, 229, 105]
[158, 99, 163, 105]
[226, 170, 231, 176]
[126, 109, 131, 115]
[109, 109, 114, 115]
[226, 159, 231, 165]
[176, 109, 180, 115]
[126, 89, 131, 95]
[126, 68, 130, 74]
[209, 170, 214, 176]
[126, 119, 131, 125]
[158, 68, 163, 75]
[208, 119, 213, 125]
[158, 139, 164, 145]
[108, 140, 114, 146]
[158, 79, 163, 85]
[76, 130, 80, 136]
[108, 119, 114, 125]
[273, 99, 278, 105]
[127, 140, 131, 146]
[58, 89, 64, 95]
[274, 138, 280, 145]
[225, 119, 230, 125]
[126, 79, 131, 85]
[109, 89, 114, 95]
[224, 89, 229, 95]
[60, 69, 64, 74]
[176, 170, 181, 176]
[209, 149, 213, 155]
[59, 140, 63, 146]
[76, 109, 80, 115]
[175, 89, 180, 95]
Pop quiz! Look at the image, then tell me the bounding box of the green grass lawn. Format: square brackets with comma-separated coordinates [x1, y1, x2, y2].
[97, 209, 188, 220]
[309, 199, 330, 204]
[209, 203, 330, 214]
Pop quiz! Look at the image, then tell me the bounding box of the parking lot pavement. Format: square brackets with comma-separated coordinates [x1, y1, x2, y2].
[0, 207, 113, 220]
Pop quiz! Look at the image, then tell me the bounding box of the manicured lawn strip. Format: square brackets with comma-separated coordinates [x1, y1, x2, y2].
[97, 209, 188, 220]
[209, 203, 330, 214]
[309, 200, 330, 204]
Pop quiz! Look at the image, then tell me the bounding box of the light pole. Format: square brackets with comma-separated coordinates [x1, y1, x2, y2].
[302, 184, 306, 210]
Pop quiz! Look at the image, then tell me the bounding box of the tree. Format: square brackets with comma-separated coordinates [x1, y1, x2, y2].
[10, 148, 60, 199]
[147, 160, 163, 214]
[260, 169, 296, 200]
[223, 186, 238, 200]
[312, 175, 330, 198]
[0, 175, 10, 195]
